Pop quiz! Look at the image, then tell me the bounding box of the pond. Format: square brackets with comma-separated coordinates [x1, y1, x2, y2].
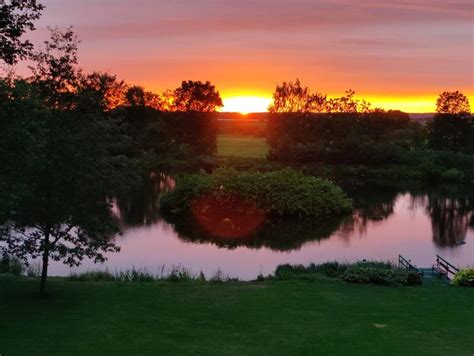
[47, 176, 474, 280]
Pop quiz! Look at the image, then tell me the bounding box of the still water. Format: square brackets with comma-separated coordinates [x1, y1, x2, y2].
[49, 177, 474, 280]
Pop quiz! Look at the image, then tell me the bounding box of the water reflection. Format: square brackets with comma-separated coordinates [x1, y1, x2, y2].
[410, 187, 474, 247]
[116, 173, 175, 226]
[167, 214, 347, 252]
[47, 179, 473, 278]
[116, 177, 474, 251]
[338, 186, 398, 237]
[428, 196, 471, 246]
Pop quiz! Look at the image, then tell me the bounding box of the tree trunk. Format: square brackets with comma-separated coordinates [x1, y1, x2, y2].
[40, 231, 50, 296]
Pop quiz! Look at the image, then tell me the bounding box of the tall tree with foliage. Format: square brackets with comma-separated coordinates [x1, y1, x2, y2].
[0, 29, 130, 295]
[326, 90, 376, 113]
[125, 85, 165, 110]
[269, 80, 377, 113]
[29, 26, 81, 109]
[0, 0, 44, 65]
[436, 91, 471, 115]
[430, 91, 473, 153]
[173, 80, 223, 112]
[80, 72, 127, 111]
[269, 79, 327, 113]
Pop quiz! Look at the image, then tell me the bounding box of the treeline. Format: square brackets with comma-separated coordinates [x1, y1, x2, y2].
[266, 80, 474, 169]
[267, 112, 474, 164]
[267, 112, 414, 165]
[118, 107, 218, 162]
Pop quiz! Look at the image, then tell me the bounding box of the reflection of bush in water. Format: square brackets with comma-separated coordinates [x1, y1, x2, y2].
[166, 214, 348, 252]
[119, 176, 474, 249]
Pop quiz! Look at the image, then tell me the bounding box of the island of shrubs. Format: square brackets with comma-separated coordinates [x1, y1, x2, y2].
[160, 168, 353, 217]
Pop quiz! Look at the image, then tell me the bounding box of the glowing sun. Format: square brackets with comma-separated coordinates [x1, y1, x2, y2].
[222, 96, 272, 114]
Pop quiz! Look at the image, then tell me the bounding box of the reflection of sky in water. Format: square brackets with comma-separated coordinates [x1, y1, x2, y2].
[47, 192, 474, 280]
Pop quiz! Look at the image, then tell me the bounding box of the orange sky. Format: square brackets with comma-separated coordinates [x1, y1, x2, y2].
[26, 0, 474, 112]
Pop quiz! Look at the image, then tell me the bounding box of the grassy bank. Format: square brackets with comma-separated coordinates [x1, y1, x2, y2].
[1, 276, 473, 355]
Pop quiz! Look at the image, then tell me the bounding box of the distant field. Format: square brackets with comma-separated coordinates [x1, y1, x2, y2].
[217, 135, 268, 158]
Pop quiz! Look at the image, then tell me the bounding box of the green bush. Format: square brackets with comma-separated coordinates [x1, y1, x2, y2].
[160, 174, 216, 214]
[161, 168, 353, 217]
[342, 267, 422, 286]
[453, 269, 474, 287]
[273, 261, 423, 286]
[275, 262, 349, 279]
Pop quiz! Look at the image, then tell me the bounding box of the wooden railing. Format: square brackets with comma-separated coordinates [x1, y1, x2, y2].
[398, 255, 419, 272]
[434, 255, 459, 280]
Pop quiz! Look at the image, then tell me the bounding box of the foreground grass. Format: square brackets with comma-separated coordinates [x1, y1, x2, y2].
[217, 135, 268, 158]
[1, 277, 473, 356]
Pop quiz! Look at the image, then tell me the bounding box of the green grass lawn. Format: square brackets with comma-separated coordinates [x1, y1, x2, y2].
[1, 277, 473, 355]
[217, 135, 268, 158]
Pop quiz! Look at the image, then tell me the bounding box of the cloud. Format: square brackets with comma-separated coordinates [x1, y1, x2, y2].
[29, 0, 473, 99]
[38, 0, 473, 41]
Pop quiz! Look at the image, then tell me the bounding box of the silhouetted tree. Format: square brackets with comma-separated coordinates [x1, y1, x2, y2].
[0, 0, 44, 65]
[430, 91, 473, 153]
[173, 80, 223, 112]
[126, 86, 146, 107]
[80, 72, 127, 111]
[29, 26, 81, 110]
[269, 79, 326, 113]
[159, 89, 175, 111]
[0, 29, 130, 295]
[269, 81, 378, 113]
[436, 91, 471, 115]
[306, 93, 328, 113]
[326, 89, 374, 113]
[269, 79, 309, 113]
[125, 85, 164, 110]
[429, 113, 473, 153]
[143, 91, 163, 110]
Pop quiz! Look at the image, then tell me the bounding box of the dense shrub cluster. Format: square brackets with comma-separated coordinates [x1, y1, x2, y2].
[274, 261, 423, 286]
[161, 112, 218, 156]
[429, 114, 474, 154]
[267, 112, 415, 165]
[275, 262, 351, 279]
[342, 267, 422, 286]
[452, 269, 474, 287]
[120, 108, 218, 159]
[161, 168, 353, 217]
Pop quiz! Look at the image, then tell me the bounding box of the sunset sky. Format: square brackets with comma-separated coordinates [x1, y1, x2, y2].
[29, 0, 473, 112]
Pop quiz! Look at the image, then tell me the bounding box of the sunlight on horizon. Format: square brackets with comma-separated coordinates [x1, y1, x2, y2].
[222, 96, 273, 114]
[221, 94, 474, 114]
